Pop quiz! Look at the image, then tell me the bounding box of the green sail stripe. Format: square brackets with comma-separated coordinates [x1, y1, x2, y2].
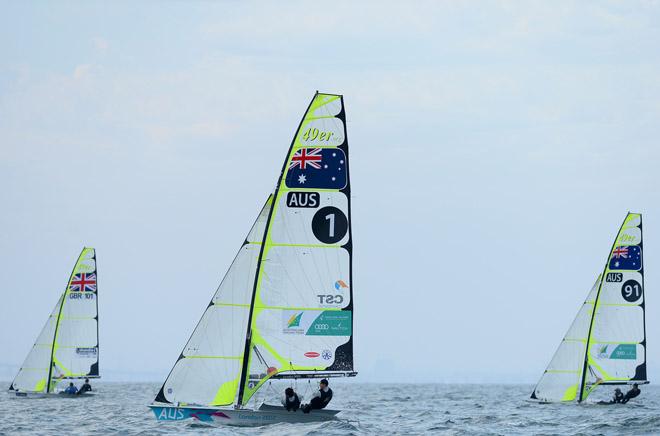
[279, 187, 341, 193]
[269, 243, 341, 248]
[215, 301, 340, 311]
[589, 341, 640, 345]
[185, 356, 242, 360]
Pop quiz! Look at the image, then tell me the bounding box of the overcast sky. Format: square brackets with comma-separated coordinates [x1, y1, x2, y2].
[2, 1, 659, 384]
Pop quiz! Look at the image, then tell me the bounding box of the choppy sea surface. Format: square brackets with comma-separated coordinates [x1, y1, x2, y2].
[2, 382, 660, 435]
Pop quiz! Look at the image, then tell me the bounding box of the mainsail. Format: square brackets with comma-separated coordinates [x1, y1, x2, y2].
[9, 248, 99, 393]
[154, 92, 355, 409]
[531, 213, 647, 402]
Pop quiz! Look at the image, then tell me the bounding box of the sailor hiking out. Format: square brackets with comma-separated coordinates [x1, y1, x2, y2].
[621, 384, 641, 404]
[302, 379, 333, 413]
[281, 387, 301, 411]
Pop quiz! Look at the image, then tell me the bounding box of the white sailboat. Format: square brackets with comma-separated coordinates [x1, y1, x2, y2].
[9, 248, 100, 398]
[531, 213, 648, 403]
[150, 92, 356, 426]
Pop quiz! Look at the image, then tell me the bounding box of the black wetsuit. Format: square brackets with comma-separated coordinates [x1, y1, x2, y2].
[303, 387, 333, 413]
[612, 391, 624, 403]
[621, 388, 640, 404]
[77, 383, 92, 395]
[284, 393, 301, 411]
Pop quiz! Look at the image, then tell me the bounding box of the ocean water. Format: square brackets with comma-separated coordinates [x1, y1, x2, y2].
[2, 382, 660, 435]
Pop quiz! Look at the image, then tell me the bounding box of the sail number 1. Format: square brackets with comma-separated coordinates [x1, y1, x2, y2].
[302, 127, 334, 142]
[312, 206, 348, 244]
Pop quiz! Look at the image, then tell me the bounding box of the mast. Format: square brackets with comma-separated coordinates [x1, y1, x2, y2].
[235, 93, 318, 407]
[577, 215, 629, 403]
[46, 248, 85, 393]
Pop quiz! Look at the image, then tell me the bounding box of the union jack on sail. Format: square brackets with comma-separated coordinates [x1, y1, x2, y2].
[289, 148, 323, 170]
[69, 273, 97, 292]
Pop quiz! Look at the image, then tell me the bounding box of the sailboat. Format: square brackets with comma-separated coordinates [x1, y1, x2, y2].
[531, 213, 648, 403]
[9, 247, 100, 398]
[150, 92, 356, 426]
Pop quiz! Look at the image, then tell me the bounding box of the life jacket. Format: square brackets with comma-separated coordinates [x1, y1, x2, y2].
[285, 393, 301, 411]
[319, 387, 333, 408]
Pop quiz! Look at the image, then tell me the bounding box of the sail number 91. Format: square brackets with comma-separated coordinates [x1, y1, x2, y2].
[621, 279, 642, 302]
[302, 128, 334, 142]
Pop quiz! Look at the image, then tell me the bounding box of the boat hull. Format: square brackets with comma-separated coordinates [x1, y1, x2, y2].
[150, 403, 339, 426]
[8, 391, 95, 399]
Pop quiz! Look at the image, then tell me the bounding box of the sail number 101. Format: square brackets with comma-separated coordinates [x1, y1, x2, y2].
[302, 128, 334, 142]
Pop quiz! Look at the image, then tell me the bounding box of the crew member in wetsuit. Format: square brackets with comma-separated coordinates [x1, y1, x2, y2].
[77, 378, 92, 395]
[281, 387, 301, 411]
[302, 379, 333, 413]
[64, 382, 78, 394]
[621, 384, 641, 404]
[611, 388, 624, 403]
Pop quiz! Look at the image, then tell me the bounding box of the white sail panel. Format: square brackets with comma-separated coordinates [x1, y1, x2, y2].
[260, 246, 351, 309]
[10, 297, 62, 392]
[156, 199, 271, 406]
[240, 93, 354, 406]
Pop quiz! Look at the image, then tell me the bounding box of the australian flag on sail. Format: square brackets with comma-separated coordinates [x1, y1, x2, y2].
[609, 246, 642, 271]
[285, 148, 347, 189]
[69, 273, 97, 292]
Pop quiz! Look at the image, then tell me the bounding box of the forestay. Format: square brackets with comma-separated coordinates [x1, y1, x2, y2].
[9, 248, 99, 393]
[531, 213, 647, 402]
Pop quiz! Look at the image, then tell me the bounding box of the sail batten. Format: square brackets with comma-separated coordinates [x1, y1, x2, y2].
[532, 213, 647, 403]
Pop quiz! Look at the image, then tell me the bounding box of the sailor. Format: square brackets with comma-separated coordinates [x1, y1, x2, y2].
[64, 382, 78, 394]
[621, 384, 641, 404]
[77, 378, 92, 395]
[281, 387, 301, 411]
[302, 379, 333, 413]
[611, 388, 624, 403]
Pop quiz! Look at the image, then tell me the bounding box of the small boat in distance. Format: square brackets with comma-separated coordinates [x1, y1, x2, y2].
[150, 92, 356, 426]
[9, 248, 100, 398]
[531, 213, 648, 403]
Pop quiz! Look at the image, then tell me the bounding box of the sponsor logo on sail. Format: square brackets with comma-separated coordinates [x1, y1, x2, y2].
[283, 312, 305, 334]
[304, 351, 320, 358]
[596, 344, 637, 360]
[334, 280, 348, 290]
[287, 313, 303, 327]
[306, 311, 352, 336]
[75, 347, 97, 356]
[322, 349, 333, 360]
